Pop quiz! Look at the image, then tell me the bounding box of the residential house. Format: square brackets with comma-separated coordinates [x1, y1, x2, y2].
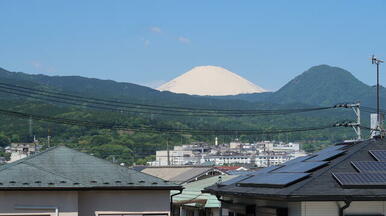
[0, 145, 181, 216]
[172, 175, 236, 216]
[204, 139, 386, 216]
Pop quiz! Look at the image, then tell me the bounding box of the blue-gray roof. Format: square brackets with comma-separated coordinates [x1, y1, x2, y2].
[0, 146, 181, 190]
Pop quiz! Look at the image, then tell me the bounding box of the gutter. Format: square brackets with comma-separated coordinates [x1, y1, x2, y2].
[170, 188, 183, 216]
[338, 200, 351, 216]
[15, 205, 59, 216]
[216, 195, 232, 204]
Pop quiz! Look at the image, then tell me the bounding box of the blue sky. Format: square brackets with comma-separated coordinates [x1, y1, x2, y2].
[1, 0, 386, 91]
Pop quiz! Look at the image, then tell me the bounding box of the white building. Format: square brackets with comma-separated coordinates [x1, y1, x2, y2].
[5, 143, 40, 163]
[150, 150, 197, 166]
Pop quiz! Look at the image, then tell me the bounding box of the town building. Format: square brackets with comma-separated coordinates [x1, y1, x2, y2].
[149, 141, 306, 167]
[5, 142, 41, 163]
[0, 145, 181, 216]
[204, 139, 386, 216]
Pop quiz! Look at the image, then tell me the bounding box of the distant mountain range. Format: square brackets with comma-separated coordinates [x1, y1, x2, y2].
[0, 64, 383, 109]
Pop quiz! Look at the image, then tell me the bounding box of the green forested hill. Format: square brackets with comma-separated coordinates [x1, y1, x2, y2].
[222, 65, 384, 108]
[271, 65, 381, 106]
[0, 65, 376, 165]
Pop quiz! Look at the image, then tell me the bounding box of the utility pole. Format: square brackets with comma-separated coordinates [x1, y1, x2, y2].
[29, 116, 32, 138]
[334, 103, 361, 140]
[47, 128, 51, 148]
[351, 102, 361, 140]
[167, 138, 170, 166]
[371, 55, 384, 137]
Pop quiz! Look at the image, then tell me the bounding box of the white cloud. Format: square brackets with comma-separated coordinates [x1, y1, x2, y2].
[149, 26, 162, 33]
[177, 36, 191, 44]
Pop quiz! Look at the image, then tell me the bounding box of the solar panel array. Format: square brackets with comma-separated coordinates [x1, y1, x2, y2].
[333, 150, 386, 188]
[369, 150, 386, 162]
[351, 161, 386, 173]
[306, 150, 345, 162]
[222, 144, 348, 188]
[333, 173, 386, 187]
[238, 173, 310, 188]
[272, 161, 327, 173]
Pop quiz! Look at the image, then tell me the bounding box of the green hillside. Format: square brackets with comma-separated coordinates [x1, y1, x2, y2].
[0, 66, 373, 164]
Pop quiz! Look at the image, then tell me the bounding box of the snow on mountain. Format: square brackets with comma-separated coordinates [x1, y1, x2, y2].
[157, 66, 267, 96]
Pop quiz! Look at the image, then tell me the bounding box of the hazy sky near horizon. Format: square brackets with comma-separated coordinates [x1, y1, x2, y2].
[1, 0, 386, 91]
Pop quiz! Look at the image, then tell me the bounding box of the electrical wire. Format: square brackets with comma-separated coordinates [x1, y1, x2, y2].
[0, 82, 335, 116]
[0, 108, 337, 135]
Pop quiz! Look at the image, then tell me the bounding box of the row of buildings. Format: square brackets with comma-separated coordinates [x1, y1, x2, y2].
[148, 141, 306, 167]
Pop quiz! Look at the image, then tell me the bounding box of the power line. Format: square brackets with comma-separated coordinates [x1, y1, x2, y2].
[0, 82, 336, 116]
[0, 108, 339, 135]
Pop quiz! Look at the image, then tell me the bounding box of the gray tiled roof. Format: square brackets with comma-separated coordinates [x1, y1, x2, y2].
[204, 139, 386, 201]
[142, 166, 220, 184]
[0, 146, 181, 190]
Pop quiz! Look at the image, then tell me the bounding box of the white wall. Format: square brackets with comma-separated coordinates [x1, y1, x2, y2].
[301, 201, 386, 216]
[0, 191, 78, 216]
[0, 190, 171, 216]
[78, 190, 170, 216]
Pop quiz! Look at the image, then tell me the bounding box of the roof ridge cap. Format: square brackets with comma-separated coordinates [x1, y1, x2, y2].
[22, 161, 82, 184]
[71, 147, 175, 184]
[0, 146, 60, 172]
[288, 140, 372, 196]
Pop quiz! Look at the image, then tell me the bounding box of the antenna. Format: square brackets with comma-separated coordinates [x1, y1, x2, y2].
[371, 55, 384, 137]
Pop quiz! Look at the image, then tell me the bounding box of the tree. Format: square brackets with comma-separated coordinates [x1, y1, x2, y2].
[0, 134, 10, 148]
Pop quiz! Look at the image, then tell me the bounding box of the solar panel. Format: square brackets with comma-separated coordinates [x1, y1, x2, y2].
[218, 175, 253, 186]
[369, 150, 386, 162]
[250, 165, 283, 175]
[306, 150, 345, 162]
[226, 170, 256, 175]
[351, 161, 386, 173]
[273, 161, 327, 173]
[281, 155, 314, 166]
[315, 144, 346, 154]
[238, 173, 310, 188]
[333, 172, 386, 187]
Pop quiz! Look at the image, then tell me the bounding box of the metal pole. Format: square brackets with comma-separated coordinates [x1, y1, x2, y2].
[377, 62, 380, 127]
[371, 55, 384, 136]
[167, 138, 170, 166]
[357, 105, 361, 140]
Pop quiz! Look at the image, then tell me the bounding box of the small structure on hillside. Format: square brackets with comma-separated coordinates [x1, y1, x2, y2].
[5, 142, 41, 163]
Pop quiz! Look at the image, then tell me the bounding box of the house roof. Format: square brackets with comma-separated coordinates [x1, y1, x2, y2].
[0, 146, 181, 190]
[172, 175, 236, 208]
[142, 166, 223, 184]
[204, 139, 386, 201]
